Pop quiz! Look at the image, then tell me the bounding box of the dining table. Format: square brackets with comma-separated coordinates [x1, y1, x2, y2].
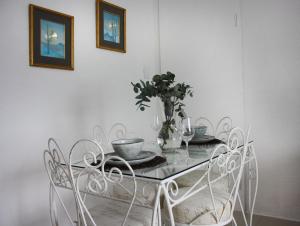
[61, 138, 258, 226]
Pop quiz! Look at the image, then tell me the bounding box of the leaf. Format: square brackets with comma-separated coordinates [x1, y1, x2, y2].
[144, 97, 151, 102]
[136, 100, 143, 105]
[135, 94, 143, 99]
[140, 80, 146, 88]
[132, 71, 193, 116]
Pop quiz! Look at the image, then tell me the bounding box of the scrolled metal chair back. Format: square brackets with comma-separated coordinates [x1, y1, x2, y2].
[43, 138, 75, 226]
[69, 139, 137, 226]
[108, 122, 128, 143]
[93, 125, 109, 148]
[207, 127, 250, 223]
[93, 123, 128, 152]
[215, 116, 233, 142]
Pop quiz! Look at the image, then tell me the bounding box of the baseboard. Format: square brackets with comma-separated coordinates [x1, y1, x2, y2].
[253, 212, 300, 223]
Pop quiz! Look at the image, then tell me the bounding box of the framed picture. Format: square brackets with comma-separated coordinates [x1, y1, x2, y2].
[96, 0, 126, 53]
[29, 4, 74, 70]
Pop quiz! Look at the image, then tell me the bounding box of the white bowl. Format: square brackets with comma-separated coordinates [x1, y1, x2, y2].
[193, 126, 207, 138]
[111, 138, 144, 160]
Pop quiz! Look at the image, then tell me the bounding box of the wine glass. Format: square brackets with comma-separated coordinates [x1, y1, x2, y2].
[181, 117, 195, 151]
[150, 115, 163, 149]
[150, 115, 162, 132]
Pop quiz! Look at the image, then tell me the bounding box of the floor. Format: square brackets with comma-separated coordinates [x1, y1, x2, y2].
[229, 212, 300, 226]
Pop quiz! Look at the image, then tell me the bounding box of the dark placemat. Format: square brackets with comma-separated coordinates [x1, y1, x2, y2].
[92, 156, 167, 171]
[181, 138, 224, 146]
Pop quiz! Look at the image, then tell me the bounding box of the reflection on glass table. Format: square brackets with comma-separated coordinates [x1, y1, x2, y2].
[70, 141, 252, 181]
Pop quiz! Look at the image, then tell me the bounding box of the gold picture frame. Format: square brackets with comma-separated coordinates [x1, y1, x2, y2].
[29, 4, 74, 70]
[96, 0, 126, 53]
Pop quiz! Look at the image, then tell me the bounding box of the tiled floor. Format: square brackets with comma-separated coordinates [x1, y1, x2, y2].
[229, 212, 300, 226]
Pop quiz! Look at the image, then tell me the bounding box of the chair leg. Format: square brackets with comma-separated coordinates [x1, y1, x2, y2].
[49, 183, 59, 226]
[232, 217, 237, 226]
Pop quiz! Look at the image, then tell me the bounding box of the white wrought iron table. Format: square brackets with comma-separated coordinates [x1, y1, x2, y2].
[67, 140, 257, 226]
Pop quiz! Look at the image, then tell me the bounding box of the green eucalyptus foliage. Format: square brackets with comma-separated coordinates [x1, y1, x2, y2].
[131, 72, 193, 117]
[131, 72, 193, 146]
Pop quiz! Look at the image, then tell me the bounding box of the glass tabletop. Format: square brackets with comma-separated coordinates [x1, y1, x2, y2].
[131, 144, 225, 181]
[126, 140, 253, 181]
[133, 147, 214, 181]
[69, 141, 252, 182]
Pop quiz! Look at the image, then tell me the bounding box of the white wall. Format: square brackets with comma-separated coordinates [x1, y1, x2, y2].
[1, 0, 300, 224]
[241, 0, 300, 221]
[0, 0, 159, 225]
[159, 0, 300, 222]
[159, 0, 244, 133]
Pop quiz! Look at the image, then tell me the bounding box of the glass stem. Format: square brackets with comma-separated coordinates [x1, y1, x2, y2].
[185, 141, 189, 161]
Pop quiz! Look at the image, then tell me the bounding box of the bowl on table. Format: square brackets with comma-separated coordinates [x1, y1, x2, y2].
[111, 138, 144, 160]
[193, 126, 207, 138]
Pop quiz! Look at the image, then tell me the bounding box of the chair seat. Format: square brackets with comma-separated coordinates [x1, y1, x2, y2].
[175, 170, 228, 191]
[163, 187, 232, 225]
[87, 198, 155, 226]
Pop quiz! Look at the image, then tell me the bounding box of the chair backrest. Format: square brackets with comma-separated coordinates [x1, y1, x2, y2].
[93, 123, 128, 152]
[69, 139, 136, 226]
[43, 138, 76, 226]
[207, 127, 250, 223]
[215, 116, 233, 142]
[194, 116, 233, 141]
[108, 122, 128, 143]
[93, 125, 109, 149]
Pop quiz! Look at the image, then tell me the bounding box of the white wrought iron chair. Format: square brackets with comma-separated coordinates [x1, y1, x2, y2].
[162, 127, 250, 226]
[93, 123, 128, 151]
[43, 138, 78, 226]
[181, 118, 258, 226]
[68, 139, 155, 226]
[93, 125, 109, 150]
[108, 122, 128, 143]
[194, 116, 233, 142]
[234, 138, 258, 226]
[176, 117, 233, 189]
[215, 117, 233, 142]
[93, 123, 158, 207]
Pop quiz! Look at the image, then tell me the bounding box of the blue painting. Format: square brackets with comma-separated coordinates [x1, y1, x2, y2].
[103, 11, 120, 44]
[41, 19, 65, 59]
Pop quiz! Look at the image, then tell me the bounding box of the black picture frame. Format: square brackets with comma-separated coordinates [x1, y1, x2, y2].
[96, 0, 126, 53]
[29, 4, 74, 70]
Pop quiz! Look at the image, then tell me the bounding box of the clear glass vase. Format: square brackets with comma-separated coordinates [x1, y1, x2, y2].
[157, 126, 182, 151]
[157, 100, 182, 151]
